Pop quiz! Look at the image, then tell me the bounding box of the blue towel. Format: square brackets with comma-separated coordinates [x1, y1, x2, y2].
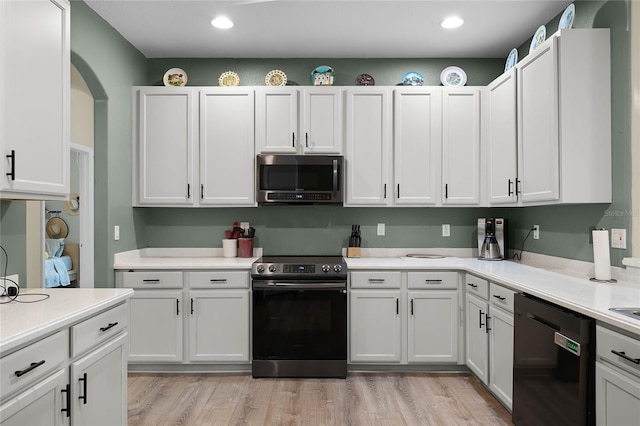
[52, 258, 70, 286]
[44, 259, 60, 288]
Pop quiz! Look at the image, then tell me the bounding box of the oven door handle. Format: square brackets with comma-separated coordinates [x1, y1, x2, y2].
[253, 281, 346, 290]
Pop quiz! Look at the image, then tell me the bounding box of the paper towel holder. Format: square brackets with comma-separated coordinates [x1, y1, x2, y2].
[590, 227, 617, 283]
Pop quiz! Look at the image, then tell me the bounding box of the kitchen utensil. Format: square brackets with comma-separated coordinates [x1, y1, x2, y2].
[224, 229, 232, 239]
[246, 226, 256, 238]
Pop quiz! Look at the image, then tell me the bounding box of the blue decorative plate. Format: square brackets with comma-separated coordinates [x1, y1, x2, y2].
[504, 48, 518, 72]
[529, 25, 547, 53]
[558, 3, 575, 30]
[311, 65, 334, 86]
[402, 71, 424, 86]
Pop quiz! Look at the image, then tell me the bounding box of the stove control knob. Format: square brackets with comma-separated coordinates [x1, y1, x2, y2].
[322, 264, 330, 273]
[256, 265, 265, 274]
[268, 264, 277, 273]
[333, 264, 342, 273]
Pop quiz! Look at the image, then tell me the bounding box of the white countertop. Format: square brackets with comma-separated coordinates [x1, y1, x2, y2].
[0, 288, 134, 355]
[113, 247, 261, 270]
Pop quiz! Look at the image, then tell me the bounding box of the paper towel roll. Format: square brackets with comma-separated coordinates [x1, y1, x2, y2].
[592, 229, 611, 281]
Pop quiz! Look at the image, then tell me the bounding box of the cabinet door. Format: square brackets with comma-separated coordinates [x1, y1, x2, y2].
[466, 293, 489, 384]
[487, 69, 518, 205]
[442, 88, 481, 205]
[136, 87, 196, 205]
[345, 88, 392, 206]
[517, 37, 560, 203]
[596, 362, 640, 426]
[128, 290, 183, 362]
[255, 87, 299, 153]
[70, 333, 127, 426]
[408, 290, 459, 363]
[199, 89, 255, 206]
[0, 369, 67, 426]
[188, 290, 250, 362]
[301, 87, 343, 154]
[350, 290, 401, 363]
[393, 88, 441, 205]
[488, 306, 514, 410]
[0, 0, 69, 200]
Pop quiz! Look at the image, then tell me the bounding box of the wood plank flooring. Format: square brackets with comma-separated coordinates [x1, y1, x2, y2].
[128, 372, 513, 426]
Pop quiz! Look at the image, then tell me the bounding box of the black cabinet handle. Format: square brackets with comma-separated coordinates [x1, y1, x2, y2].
[424, 279, 443, 285]
[410, 299, 414, 316]
[383, 184, 387, 199]
[479, 310, 485, 329]
[99, 322, 118, 332]
[611, 350, 640, 364]
[508, 179, 513, 196]
[15, 360, 45, 377]
[191, 298, 194, 315]
[78, 373, 88, 405]
[397, 184, 400, 198]
[486, 315, 491, 333]
[61, 384, 71, 417]
[305, 132, 309, 147]
[445, 184, 448, 199]
[142, 279, 160, 284]
[209, 278, 227, 283]
[493, 295, 506, 301]
[467, 283, 478, 288]
[176, 298, 180, 315]
[515, 179, 521, 195]
[6, 150, 15, 180]
[396, 298, 399, 315]
[292, 132, 295, 147]
[187, 183, 191, 199]
[201, 184, 204, 199]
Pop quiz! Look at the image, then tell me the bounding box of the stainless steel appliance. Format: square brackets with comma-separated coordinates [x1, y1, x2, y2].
[513, 293, 595, 425]
[478, 218, 508, 260]
[256, 154, 343, 205]
[251, 256, 347, 378]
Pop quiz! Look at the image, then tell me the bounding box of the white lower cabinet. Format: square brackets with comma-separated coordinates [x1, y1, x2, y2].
[488, 304, 514, 410]
[408, 290, 459, 363]
[595, 325, 640, 425]
[466, 292, 489, 383]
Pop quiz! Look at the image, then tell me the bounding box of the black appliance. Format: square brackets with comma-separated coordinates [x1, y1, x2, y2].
[513, 293, 595, 425]
[251, 256, 347, 378]
[256, 154, 343, 205]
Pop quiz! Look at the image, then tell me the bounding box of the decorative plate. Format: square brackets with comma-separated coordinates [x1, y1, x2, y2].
[355, 73, 375, 86]
[558, 3, 575, 30]
[163, 68, 187, 87]
[402, 71, 424, 86]
[311, 65, 335, 86]
[440, 66, 467, 86]
[265, 69, 287, 86]
[218, 70, 240, 86]
[504, 48, 518, 72]
[529, 25, 547, 53]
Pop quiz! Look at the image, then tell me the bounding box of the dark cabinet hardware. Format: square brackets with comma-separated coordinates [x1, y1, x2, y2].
[191, 298, 194, 315]
[176, 298, 180, 315]
[305, 132, 309, 147]
[396, 298, 399, 315]
[292, 132, 295, 147]
[78, 373, 87, 405]
[479, 310, 485, 329]
[486, 315, 491, 333]
[14, 360, 45, 377]
[187, 183, 191, 199]
[201, 184, 204, 199]
[508, 179, 513, 196]
[397, 184, 400, 198]
[515, 179, 521, 195]
[61, 384, 71, 417]
[209, 278, 227, 283]
[410, 299, 414, 316]
[467, 282, 478, 288]
[493, 295, 506, 301]
[424, 279, 442, 285]
[367, 278, 385, 283]
[6, 150, 15, 180]
[142, 279, 160, 284]
[611, 350, 640, 364]
[99, 322, 118, 332]
[383, 184, 387, 199]
[445, 184, 448, 199]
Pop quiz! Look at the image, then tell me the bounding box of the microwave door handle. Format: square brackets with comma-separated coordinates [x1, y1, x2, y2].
[333, 159, 339, 192]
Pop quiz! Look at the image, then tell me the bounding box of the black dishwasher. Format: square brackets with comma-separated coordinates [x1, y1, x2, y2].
[513, 293, 595, 426]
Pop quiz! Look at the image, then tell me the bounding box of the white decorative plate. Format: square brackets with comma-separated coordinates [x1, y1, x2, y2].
[218, 70, 240, 86]
[529, 25, 547, 53]
[440, 66, 467, 86]
[504, 48, 518, 72]
[558, 3, 575, 30]
[163, 68, 187, 87]
[265, 69, 287, 86]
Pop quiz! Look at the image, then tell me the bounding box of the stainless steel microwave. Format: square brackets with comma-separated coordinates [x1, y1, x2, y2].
[256, 154, 344, 205]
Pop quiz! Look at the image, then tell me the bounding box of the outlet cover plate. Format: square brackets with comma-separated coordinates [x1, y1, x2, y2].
[611, 228, 627, 249]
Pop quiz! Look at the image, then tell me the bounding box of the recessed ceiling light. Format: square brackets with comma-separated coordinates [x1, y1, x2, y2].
[441, 16, 464, 29]
[211, 16, 234, 29]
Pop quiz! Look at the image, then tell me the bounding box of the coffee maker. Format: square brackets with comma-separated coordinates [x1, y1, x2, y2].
[478, 218, 508, 260]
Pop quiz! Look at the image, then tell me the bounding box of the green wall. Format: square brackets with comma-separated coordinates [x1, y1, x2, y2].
[0, 201, 26, 279]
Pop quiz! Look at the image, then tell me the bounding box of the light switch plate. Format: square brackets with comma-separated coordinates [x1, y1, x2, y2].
[611, 228, 626, 249]
[377, 223, 385, 236]
[442, 224, 450, 237]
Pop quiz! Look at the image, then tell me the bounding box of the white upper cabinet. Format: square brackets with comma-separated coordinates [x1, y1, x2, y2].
[135, 87, 197, 206]
[344, 88, 393, 206]
[301, 87, 343, 154]
[255, 87, 299, 153]
[199, 88, 255, 206]
[393, 88, 442, 205]
[0, 0, 70, 200]
[486, 69, 518, 205]
[442, 88, 481, 205]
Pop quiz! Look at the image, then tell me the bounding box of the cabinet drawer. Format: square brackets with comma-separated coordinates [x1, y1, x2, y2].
[188, 271, 249, 289]
[71, 302, 129, 358]
[465, 274, 489, 300]
[350, 271, 401, 289]
[597, 325, 640, 378]
[0, 330, 68, 400]
[489, 283, 515, 313]
[408, 272, 458, 289]
[119, 271, 183, 289]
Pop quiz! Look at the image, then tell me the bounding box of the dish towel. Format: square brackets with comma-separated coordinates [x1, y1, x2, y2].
[52, 258, 71, 286]
[44, 259, 60, 288]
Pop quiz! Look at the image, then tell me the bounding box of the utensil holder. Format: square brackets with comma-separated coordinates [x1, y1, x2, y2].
[347, 247, 361, 258]
[222, 239, 237, 258]
[238, 238, 254, 258]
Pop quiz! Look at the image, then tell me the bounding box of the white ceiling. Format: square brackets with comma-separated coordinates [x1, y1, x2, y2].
[84, 0, 574, 59]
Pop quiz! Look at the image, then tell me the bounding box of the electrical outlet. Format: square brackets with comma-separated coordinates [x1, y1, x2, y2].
[611, 228, 627, 249]
[240, 222, 250, 231]
[114, 225, 120, 241]
[377, 223, 385, 236]
[442, 224, 450, 237]
[533, 225, 540, 240]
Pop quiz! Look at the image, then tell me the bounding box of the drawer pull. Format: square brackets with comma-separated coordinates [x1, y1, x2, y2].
[368, 279, 386, 283]
[99, 322, 119, 332]
[142, 279, 160, 284]
[61, 384, 71, 417]
[611, 350, 640, 365]
[14, 360, 45, 377]
[209, 279, 227, 283]
[424, 279, 443, 284]
[467, 283, 478, 288]
[79, 373, 88, 404]
[493, 295, 506, 301]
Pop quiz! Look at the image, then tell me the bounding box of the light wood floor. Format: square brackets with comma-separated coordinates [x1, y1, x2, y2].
[128, 372, 513, 426]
